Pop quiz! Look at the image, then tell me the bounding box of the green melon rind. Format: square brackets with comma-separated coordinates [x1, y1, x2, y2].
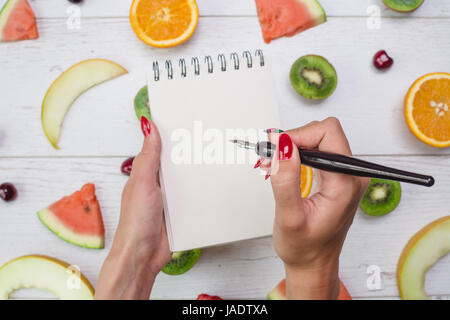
[382, 0, 424, 12]
[308, 0, 327, 24]
[360, 179, 401, 216]
[267, 289, 286, 300]
[134, 85, 151, 122]
[37, 208, 104, 249]
[0, 0, 18, 39]
[162, 249, 201, 275]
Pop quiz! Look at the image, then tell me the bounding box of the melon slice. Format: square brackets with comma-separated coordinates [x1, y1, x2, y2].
[0, 0, 38, 42]
[255, 0, 326, 43]
[37, 183, 105, 249]
[41, 59, 128, 149]
[397, 216, 450, 300]
[268, 278, 352, 300]
[0, 255, 94, 300]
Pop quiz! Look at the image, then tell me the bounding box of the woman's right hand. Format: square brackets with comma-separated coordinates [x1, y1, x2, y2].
[263, 118, 369, 299]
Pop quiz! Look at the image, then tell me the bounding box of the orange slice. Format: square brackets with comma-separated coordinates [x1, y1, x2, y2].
[129, 0, 199, 48]
[404, 73, 450, 148]
[301, 165, 313, 198]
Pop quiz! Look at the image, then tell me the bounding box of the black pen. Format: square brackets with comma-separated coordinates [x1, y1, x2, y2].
[230, 140, 435, 187]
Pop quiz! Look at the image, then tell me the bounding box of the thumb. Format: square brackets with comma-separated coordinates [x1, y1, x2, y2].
[130, 118, 162, 181]
[270, 133, 303, 211]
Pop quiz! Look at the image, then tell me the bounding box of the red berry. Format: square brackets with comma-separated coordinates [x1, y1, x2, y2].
[121, 157, 135, 176]
[0, 183, 17, 202]
[373, 50, 394, 70]
[197, 293, 223, 300]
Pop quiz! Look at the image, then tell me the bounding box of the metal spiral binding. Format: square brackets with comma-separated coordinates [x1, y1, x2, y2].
[152, 50, 265, 80]
[179, 59, 187, 77]
[191, 57, 200, 75]
[243, 51, 253, 68]
[165, 60, 173, 80]
[217, 54, 226, 71]
[255, 49, 265, 66]
[152, 61, 160, 81]
[230, 52, 240, 70]
[205, 56, 213, 73]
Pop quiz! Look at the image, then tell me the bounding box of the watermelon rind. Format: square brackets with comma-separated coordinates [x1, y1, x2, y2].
[303, 0, 327, 25]
[0, 0, 18, 39]
[37, 208, 104, 249]
[267, 289, 286, 300]
[267, 279, 286, 300]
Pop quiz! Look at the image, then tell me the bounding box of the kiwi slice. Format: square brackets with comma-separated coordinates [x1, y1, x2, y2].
[162, 250, 201, 275]
[134, 85, 151, 121]
[383, 0, 424, 12]
[360, 179, 401, 216]
[290, 55, 337, 100]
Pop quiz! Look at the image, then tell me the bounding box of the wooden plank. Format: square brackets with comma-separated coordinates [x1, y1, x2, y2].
[26, 0, 450, 18]
[0, 155, 448, 299]
[0, 17, 449, 157]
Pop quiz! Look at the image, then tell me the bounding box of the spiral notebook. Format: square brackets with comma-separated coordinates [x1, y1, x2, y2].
[147, 50, 280, 251]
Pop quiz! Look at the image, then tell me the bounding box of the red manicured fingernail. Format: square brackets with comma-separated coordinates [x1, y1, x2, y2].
[265, 173, 271, 180]
[254, 159, 262, 169]
[141, 116, 151, 137]
[278, 133, 293, 161]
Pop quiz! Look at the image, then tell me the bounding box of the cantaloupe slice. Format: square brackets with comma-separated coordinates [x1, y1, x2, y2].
[268, 278, 352, 300]
[0, 255, 94, 300]
[37, 184, 105, 249]
[255, 0, 326, 43]
[0, 0, 38, 41]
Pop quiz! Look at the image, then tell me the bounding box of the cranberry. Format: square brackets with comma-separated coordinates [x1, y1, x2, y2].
[121, 157, 135, 176]
[0, 183, 17, 202]
[373, 50, 394, 70]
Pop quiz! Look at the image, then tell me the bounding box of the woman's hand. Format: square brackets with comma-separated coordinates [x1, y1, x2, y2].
[263, 118, 369, 299]
[95, 118, 171, 300]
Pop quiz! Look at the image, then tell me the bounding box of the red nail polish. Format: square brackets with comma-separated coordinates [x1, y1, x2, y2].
[141, 116, 151, 137]
[278, 133, 293, 161]
[254, 159, 262, 169]
[265, 173, 270, 180]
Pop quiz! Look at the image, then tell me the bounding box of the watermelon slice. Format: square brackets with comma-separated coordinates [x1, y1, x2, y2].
[268, 279, 352, 300]
[255, 0, 326, 43]
[0, 0, 38, 42]
[37, 184, 105, 249]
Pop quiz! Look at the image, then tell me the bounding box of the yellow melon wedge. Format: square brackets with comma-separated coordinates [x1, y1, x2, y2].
[0, 255, 94, 300]
[397, 216, 450, 300]
[41, 59, 127, 149]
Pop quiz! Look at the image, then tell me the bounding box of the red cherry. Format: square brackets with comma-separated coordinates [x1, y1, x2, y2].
[121, 157, 135, 176]
[0, 183, 18, 202]
[373, 50, 394, 70]
[197, 293, 223, 300]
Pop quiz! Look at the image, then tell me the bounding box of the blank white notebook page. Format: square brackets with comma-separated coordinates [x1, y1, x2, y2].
[148, 54, 280, 251]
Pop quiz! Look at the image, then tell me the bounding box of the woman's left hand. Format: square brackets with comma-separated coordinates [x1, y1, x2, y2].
[95, 118, 171, 300]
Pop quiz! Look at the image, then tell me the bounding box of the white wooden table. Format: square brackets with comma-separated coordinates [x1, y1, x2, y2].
[0, 0, 449, 300]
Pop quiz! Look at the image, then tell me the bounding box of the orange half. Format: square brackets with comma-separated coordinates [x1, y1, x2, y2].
[301, 165, 313, 198]
[404, 73, 450, 148]
[130, 0, 199, 48]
